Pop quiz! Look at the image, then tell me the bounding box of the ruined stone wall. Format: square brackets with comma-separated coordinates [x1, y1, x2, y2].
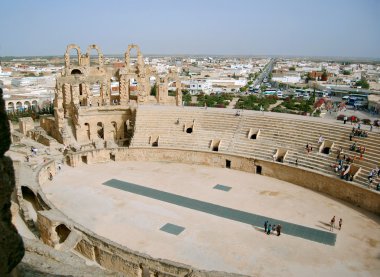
[0, 88, 25, 275]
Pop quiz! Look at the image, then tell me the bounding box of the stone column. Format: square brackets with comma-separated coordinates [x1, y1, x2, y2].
[119, 77, 129, 105]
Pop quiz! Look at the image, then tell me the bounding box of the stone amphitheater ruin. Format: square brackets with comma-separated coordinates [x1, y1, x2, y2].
[1, 44, 380, 276]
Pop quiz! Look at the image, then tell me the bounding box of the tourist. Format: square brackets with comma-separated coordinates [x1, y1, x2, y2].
[264, 220, 268, 233]
[349, 133, 353, 141]
[276, 224, 282, 236]
[318, 135, 324, 144]
[25, 155, 29, 162]
[330, 216, 335, 231]
[370, 124, 373, 132]
[49, 172, 53, 181]
[343, 116, 347, 124]
[267, 224, 271, 235]
[338, 218, 343, 230]
[272, 224, 276, 232]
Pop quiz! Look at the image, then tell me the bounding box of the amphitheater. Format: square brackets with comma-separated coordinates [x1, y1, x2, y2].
[1, 44, 380, 276]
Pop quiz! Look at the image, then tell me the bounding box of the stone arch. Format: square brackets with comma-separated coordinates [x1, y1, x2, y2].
[111, 121, 117, 140]
[164, 71, 182, 105]
[97, 122, 104, 139]
[24, 101, 31, 110]
[7, 102, 15, 112]
[31, 100, 38, 111]
[55, 224, 71, 244]
[71, 69, 82, 75]
[125, 44, 142, 68]
[21, 186, 41, 222]
[86, 44, 104, 66]
[84, 123, 90, 140]
[16, 101, 23, 111]
[147, 70, 160, 100]
[64, 44, 82, 67]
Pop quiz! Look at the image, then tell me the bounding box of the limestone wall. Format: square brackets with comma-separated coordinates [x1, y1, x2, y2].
[64, 147, 380, 214]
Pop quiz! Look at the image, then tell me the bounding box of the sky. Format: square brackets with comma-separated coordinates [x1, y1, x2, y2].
[1, 0, 379, 58]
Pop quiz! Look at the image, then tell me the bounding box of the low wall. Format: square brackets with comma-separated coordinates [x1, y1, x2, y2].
[65, 147, 380, 215]
[255, 160, 380, 214]
[33, 147, 380, 276]
[35, 153, 246, 276]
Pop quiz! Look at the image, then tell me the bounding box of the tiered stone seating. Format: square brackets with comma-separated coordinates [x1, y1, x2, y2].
[131, 106, 240, 152]
[131, 106, 380, 189]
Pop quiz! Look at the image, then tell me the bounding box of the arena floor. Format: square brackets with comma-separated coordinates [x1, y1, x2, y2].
[41, 161, 380, 276]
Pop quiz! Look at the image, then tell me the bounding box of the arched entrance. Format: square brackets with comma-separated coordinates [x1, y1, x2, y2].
[97, 122, 104, 139]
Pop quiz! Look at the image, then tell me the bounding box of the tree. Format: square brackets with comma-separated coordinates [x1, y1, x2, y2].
[355, 77, 369, 89]
[150, 83, 157, 96]
[240, 86, 248, 92]
[342, 70, 351, 75]
[289, 66, 296, 71]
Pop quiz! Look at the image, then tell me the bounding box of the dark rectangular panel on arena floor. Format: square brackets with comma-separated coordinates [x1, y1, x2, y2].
[213, 184, 232, 191]
[160, 223, 185, 235]
[103, 179, 336, 246]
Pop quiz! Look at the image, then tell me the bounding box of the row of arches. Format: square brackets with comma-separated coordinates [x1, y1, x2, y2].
[64, 44, 142, 69]
[82, 120, 131, 143]
[6, 100, 38, 112]
[65, 44, 104, 68]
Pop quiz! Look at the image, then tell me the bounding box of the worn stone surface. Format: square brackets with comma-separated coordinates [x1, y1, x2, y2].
[0, 88, 25, 274]
[18, 238, 122, 277]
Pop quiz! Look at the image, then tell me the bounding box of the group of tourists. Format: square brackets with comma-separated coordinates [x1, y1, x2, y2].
[264, 220, 282, 236]
[350, 128, 368, 139]
[332, 147, 356, 181]
[349, 142, 366, 157]
[330, 216, 343, 232]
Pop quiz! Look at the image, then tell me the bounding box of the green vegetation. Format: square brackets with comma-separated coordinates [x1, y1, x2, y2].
[7, 104, 54, 122]
[342, 70, 351, 75]
[235, 95, 277, 111]
[150, 83, 157, 96]
[289, 66, 296, 71]
[195, 93, 233, 108]
[272, 96, 314, 115]
[355, 77, 370, 89]
[182, 91, 191, 105]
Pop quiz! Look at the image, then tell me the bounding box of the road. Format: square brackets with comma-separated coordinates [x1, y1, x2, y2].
[253, 58, 275, 88]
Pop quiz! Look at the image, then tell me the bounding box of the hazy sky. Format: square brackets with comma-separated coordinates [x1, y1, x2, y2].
[1, 0, 379, 57]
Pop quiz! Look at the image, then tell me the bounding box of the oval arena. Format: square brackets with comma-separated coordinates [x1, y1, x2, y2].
[6, 44, 380, 276]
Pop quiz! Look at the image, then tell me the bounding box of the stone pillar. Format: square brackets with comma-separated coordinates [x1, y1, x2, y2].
[101, 80, 110, 106]
[71, 84, 80, 106]
[63, 83, 71, 118]
[176, 87, 182, 106]
[119, 77, 129, 105]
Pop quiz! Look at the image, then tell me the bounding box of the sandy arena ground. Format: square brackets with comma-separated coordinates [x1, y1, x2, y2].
[41, 161, 380, 276]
